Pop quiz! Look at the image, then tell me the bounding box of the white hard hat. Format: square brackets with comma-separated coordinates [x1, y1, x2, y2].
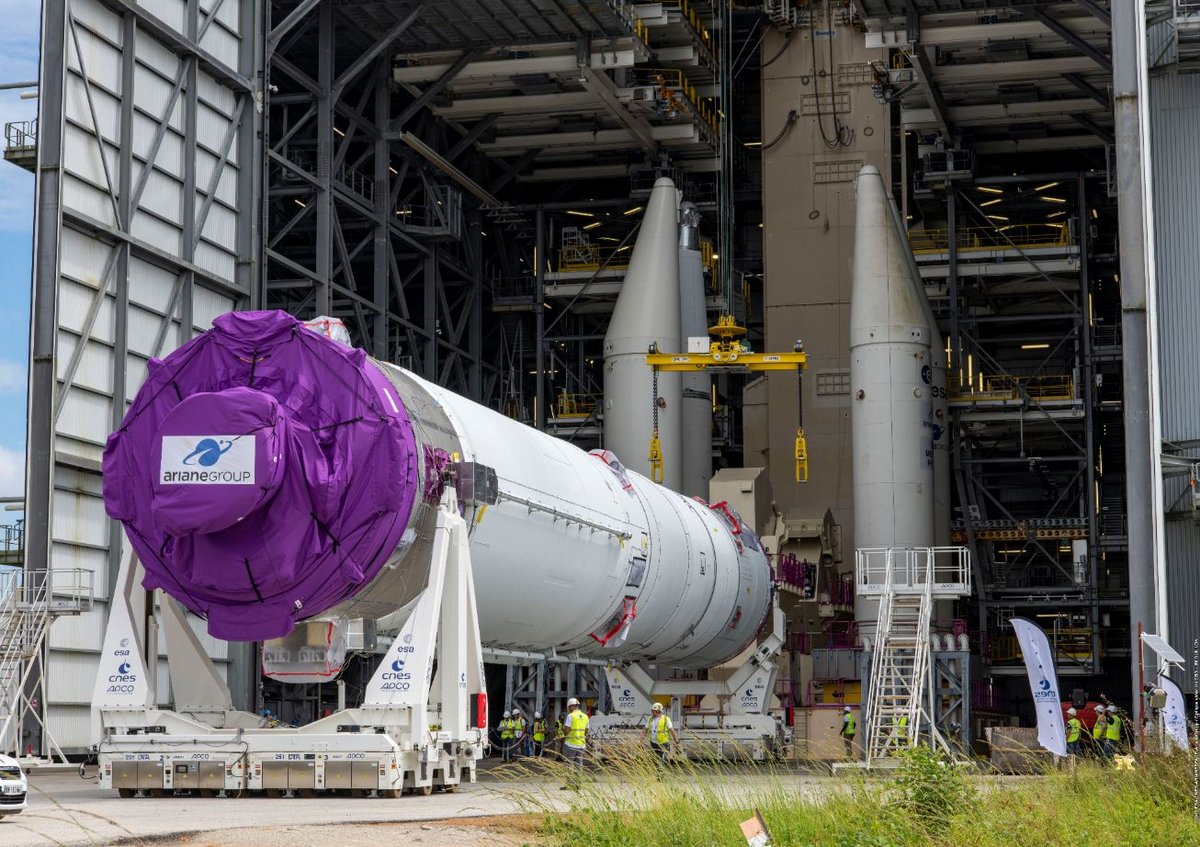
[1106, 705, 1117, 713]
[652, 702, 663, 712]
[1094, 704, 1106, 712]
[503, 710, 511, 717]
[567, 697, 579, 707]
[843, 706, 852, 712]
[1067, 708, 1077, 716]
[534, 711, 542, 719]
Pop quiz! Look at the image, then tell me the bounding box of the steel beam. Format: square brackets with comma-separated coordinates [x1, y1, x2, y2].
[1073, 0, 1112, 26]
[1062, 72, 1112, 107]
[390, 49, 480, 133]
[1026, 6, 1112, 72]
[314, 2, 333, 315]
[910, 46, 952, 135]
[1071, 112, 1116, 145]
[333, 4, 426, 97]
[580, 67, 659, 154]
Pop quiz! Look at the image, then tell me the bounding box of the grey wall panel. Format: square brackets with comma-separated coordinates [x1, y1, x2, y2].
[1150, 72, 1200, 689]
[29, 0, 260, 752]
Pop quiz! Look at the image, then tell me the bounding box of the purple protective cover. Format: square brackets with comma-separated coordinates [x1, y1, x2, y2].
[102, 310, 419, 641]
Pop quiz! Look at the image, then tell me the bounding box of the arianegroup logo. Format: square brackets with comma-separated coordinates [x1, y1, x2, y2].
[160, 435, 256, 485]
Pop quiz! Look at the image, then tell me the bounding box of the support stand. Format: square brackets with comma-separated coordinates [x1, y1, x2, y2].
[94, 489, 487, 797]
[589, 602, 788, 761]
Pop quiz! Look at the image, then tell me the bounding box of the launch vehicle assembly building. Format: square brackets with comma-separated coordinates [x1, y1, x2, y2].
[2, 0, 1199, 779]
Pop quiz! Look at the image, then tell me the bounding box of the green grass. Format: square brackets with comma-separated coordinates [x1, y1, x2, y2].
[506, 741, 1200, 847]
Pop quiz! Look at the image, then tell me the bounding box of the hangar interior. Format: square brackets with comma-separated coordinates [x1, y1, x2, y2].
[2, 0, 1198, 759]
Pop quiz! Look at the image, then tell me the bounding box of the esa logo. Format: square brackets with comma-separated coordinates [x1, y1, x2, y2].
[381, 656, 411, 691]
[107, 661, 139, 694]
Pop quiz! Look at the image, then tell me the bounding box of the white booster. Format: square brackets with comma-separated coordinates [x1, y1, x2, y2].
[851, 166, 935, 629]
[604, 177, 682, 490]
[679, 201, 712, 500]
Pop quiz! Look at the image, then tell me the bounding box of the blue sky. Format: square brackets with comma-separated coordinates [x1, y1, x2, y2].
[0, 3, 40, 498]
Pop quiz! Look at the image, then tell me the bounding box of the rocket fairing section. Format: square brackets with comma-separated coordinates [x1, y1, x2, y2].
[103, 310, 771, 670]
[850, 165, 935, 556]
[603, 177, 682, 490]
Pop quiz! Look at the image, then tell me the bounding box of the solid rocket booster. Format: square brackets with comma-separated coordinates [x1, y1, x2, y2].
[851, 166, 935, 627]
[678, 201, 712, 500]
[604, 177, 682, 490]
[102, 311, 771, 670]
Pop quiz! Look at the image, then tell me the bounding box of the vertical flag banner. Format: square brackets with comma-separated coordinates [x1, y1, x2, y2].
[1159, 674, 1189, 751]
[1010, 617, 1068, 756]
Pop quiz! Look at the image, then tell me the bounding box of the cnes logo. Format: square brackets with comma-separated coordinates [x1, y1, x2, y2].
[160, 435, 256, 485]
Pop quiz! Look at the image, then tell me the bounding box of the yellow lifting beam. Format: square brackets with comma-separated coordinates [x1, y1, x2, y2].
[645, 315, 810, 483]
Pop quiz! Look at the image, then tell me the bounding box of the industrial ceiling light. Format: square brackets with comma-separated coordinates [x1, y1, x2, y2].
[583, 221, 602, 230]
[1021, 343, 1050, 350]
[1034, 181, 1060, 191]
[977, 186, 1003, 195]
[743, 140, 762, 147]
[986, 215, 1009, 221]
[623, 205, 644, 216]
[1047, 211, 1066, 219]
[980, 198, 1003, 207]
[1041, 196, 1067, 204]
[1091, 208, 1099, 219]
[567, 210, 595, 217]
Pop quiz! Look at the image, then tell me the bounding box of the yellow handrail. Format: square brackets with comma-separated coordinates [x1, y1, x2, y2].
[909, 224, 1071, 254]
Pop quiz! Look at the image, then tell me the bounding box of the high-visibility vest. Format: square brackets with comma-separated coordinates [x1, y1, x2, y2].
[500, 718, 513, 739]
[1092, 716, 1106, 739]
[513, 717, 526, 738]
[1066, 718, 1082, 743]
[842, 714, 857, 736]
[897, 715, 908, 738]
[555, 719, 565, 738]
[533, 720, 546, 742]
[565, 709, 589, 748]
[649, 714, 671, 744]
[1105, 714, 1122, 741]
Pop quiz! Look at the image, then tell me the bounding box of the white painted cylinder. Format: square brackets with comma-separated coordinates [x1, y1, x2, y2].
[679, 201, 712, 499]
[604, 177, 682, 490]
[851, 166, 934, 633]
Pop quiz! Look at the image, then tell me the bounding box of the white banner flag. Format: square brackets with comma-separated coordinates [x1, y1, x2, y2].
[1158, 674, 1189, 751]
[1010, 617, 1068, 757]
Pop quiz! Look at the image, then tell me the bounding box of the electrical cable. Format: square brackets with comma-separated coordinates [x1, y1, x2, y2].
[762, 110, 799, 150]
[762, 27, 797, 69]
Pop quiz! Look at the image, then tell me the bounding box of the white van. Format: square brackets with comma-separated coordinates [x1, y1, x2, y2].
[0, 754, 27, 819]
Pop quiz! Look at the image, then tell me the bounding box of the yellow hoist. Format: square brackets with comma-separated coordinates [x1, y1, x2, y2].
[646, 315, 809, 484]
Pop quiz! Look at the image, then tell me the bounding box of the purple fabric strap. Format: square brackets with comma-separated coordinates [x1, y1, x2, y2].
[103, 310, 419, 641]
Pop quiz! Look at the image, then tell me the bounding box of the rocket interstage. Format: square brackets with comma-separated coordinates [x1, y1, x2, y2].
[604, 176, 682, 490]
[850, 166, 935, 571]
[103, 310, 771, 669]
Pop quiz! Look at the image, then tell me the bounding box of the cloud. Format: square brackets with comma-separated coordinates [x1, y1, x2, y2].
[0, 2, 37, 234]
[0, 445, 23, 499]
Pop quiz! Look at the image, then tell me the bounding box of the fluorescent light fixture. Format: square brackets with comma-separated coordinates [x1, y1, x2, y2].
[567, 210, 595, 218]
[977, 186, 1003, 195]
[1034, 181, 1060, 191]
[980, 198, 1003, 207]
[743, 140, 762, 147]
[986, 215, 1009, 221]
[583, 221, 602, 230]
[1047, 211, 1066, 219]
[616, 245, 631, 252]
[1021, 343, 1050, 350]
[1041, 196, 1067, 204]
[333, 126, 345, 137]
[711, 253, 720, 259]
[388, 166, 398, 175]
[599, 236, 619, 242]
[623, 206, 644, 216]
[294, 199, 306, 208]
[1091, 208, 1099, 220]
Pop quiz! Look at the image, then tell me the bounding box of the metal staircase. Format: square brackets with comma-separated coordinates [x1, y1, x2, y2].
[0, 568, 93, 759]
[856, 547, 970, 766]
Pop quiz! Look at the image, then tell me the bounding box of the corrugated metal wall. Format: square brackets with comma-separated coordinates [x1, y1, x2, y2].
[1149, 72, 1200, 690]
[34, 0, 259, 749]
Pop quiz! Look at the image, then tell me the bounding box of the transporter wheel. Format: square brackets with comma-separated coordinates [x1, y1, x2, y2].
[117, 788, 135, 799]
[380, 789, 402, 799]
[440, 785, 457, 794]
[417, 785, 432, 796]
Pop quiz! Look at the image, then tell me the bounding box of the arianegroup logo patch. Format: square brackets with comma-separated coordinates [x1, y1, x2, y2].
[160, 435, 256, 485]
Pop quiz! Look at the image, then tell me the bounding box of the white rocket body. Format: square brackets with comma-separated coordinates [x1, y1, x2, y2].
[375, 365, 771, 669]
[604, 177, 682, 490]
[850, 166, 935, 632]
[679, 202, 712, 499]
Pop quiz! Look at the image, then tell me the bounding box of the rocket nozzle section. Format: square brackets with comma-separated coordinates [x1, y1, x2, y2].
[103, 311, 421, 642]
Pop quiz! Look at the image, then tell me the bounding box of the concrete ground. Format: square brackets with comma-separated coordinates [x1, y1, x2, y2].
[1, 761, 838, 846]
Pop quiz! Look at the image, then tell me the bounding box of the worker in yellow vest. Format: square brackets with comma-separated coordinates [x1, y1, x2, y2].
[512, 709, 528, 757]
[532, 711, 547, 758]
[1104, 705, 1123, 757]
[894, 714, 909, 749]
[499, 710, 514, 763]
[553, 714, 566, 760]
[1091, 704, 1108, 758]
[1065, 707, 1082, 756]
[646, 702, 680, 763]
[560, 697, 588, 790]
[840, 706, 857, 757]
